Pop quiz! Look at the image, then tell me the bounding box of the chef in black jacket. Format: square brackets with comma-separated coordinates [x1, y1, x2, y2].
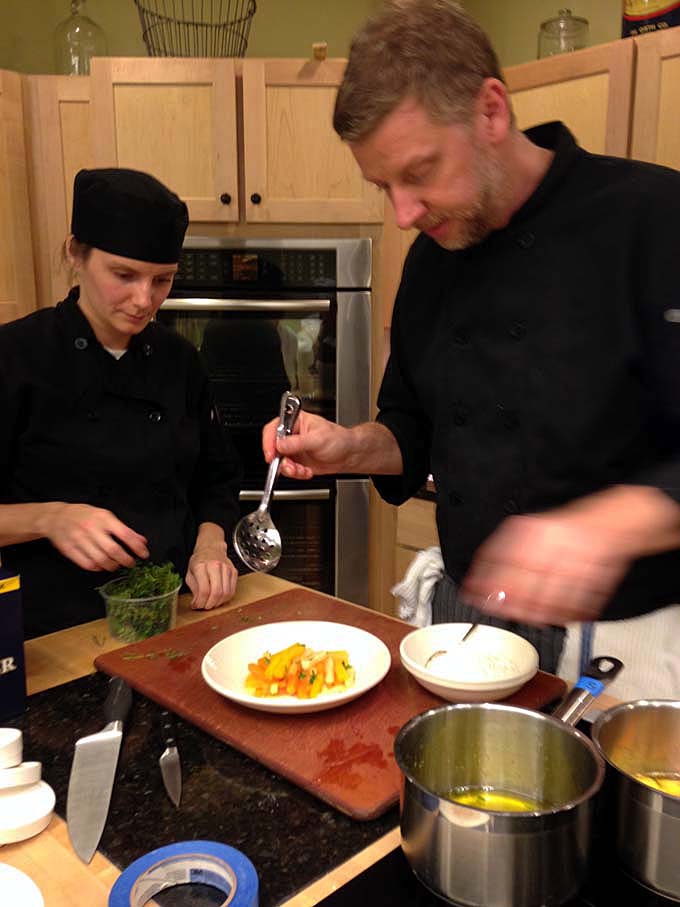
[261, 0, 680, 671]
[0, 168, 242, 638]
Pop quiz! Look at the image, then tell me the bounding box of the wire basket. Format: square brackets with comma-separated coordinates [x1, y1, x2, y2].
[134, 0, 257, 57]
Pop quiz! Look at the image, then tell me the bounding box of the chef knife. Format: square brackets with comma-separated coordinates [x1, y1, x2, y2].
[159, 709, 182, 808]
[66, 676, 132, 863]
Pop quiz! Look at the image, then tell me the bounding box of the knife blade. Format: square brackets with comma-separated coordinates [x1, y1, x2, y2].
[66, 676, 132, 863]
[159, 709, 182, 808]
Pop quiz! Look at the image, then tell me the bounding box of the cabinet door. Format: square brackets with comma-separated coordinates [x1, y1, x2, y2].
[24, 76, 92, 309]
[90, 58, 238, 222]
[631, 28, 680, 167]
[0, 70, 35, 324]
[242, 59, 383, 223]
[505, 38, 634, 156]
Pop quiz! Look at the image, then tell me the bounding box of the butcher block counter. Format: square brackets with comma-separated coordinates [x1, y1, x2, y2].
[2, 574, 614, 907]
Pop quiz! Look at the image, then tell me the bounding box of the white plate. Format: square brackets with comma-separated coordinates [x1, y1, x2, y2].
[202, 620, 392, 714]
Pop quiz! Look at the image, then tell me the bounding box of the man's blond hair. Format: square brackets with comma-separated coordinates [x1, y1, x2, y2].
[334, 0, 509, 141]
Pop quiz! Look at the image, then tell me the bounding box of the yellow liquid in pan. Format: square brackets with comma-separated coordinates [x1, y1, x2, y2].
[633, 772, 680, 796]
[446, 787, 548, 812]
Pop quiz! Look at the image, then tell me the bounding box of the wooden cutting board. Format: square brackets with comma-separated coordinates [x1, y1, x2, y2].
[95, 588, 566, 820]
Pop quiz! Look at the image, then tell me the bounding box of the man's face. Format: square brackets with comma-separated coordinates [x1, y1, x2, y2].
[350, 98, 509, 251]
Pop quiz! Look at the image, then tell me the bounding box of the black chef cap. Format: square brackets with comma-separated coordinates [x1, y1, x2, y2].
[70, 168, 189, 264]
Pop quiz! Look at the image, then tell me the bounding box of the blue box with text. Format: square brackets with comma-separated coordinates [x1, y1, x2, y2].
[0, 567, 26, 721]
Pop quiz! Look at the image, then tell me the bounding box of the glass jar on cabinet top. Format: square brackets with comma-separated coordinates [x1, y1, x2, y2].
[537, 8, 590, 58]
[54, 0, 108, 75]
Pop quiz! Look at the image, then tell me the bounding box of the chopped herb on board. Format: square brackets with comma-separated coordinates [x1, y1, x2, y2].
[100, 562, 181, 643]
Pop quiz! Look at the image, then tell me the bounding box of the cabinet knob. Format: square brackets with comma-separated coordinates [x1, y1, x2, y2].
[250, 193, 262, 205]
[219, 192, 232, 205]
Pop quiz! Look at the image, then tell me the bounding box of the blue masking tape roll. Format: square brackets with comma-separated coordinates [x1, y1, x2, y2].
[108, 840, 258, 907]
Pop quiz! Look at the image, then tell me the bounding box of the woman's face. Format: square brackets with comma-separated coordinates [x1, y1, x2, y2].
[70, 244, 178, 348]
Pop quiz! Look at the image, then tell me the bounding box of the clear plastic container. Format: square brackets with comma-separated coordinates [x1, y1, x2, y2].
[538, 9, 590, 59]
[99, 578, 181, 643]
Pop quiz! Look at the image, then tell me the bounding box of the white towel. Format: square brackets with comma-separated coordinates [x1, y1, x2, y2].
[391, 546, 444, 627]
[557, 606, 680, 701]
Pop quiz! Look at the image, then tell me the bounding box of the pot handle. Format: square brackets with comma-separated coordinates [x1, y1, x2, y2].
[551, 656, 623, 726]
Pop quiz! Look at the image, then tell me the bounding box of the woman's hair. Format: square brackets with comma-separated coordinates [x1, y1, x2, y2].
[334, 0, 509, 142]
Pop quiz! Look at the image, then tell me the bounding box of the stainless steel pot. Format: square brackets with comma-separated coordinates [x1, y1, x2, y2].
[394, 657, 622, 907]
[591, 699, 680, 901]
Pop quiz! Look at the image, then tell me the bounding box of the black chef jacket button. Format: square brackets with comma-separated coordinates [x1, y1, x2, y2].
[453, 330, 469, 346]
[509, 321, 526, 340]
[148, 410, 163, 423]
[517, 232, 534, 249]
[74, 337, 88, 350]
[86, 410, 99, 422]
[142, 343, 153, 357]
[449, 491, 463, 505]
[504, 499, 520, 514]
[453, 413, 467, 427]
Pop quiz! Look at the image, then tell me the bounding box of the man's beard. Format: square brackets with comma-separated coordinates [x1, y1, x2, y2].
[419, 147, 510, 251]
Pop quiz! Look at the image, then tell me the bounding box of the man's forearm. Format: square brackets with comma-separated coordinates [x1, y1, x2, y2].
[346, 422, 403, 475]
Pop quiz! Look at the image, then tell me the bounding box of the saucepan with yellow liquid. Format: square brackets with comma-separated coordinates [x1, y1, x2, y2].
[394, 656, 622, 907]
[591, 699, 680, 901]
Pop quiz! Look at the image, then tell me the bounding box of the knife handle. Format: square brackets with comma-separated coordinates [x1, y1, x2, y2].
[104, 677, 133, 724]
[160, 710, 177, 747]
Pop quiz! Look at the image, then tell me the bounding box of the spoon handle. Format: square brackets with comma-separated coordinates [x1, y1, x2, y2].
[259, 391, 302, 512]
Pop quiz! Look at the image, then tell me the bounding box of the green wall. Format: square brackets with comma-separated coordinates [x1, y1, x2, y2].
[0, 0, 380, 74]
[464, 1, 623, 67]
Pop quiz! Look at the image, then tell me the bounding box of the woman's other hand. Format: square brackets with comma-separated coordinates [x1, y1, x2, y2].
[42, 502, 149, 571]
[186, 522, 238, 609]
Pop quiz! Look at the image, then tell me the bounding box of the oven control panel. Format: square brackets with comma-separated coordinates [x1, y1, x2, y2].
[175, 248, 337, 290]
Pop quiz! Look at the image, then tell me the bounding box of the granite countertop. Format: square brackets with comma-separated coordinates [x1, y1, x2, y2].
[10, 670, 398, 907]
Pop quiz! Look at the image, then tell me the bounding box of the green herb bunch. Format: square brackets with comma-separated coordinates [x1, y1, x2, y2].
[101, 562, 182, 643]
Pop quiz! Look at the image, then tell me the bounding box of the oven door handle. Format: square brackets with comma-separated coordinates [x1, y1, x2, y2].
[239, 489, 331, 502]
[163, 299, 331, 312]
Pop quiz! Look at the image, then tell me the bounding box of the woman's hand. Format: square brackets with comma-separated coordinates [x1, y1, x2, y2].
[186, 522, 238, 609]
[41, 502, 149, 571]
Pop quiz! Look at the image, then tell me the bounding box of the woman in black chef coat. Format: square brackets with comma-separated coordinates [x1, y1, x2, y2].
[0, 168, 242, 639]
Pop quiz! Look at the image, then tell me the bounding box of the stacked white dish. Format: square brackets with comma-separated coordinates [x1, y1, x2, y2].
[0, 728, 55, 845]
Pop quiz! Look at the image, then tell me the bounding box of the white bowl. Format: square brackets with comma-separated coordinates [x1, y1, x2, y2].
[202, 620, 392, 714]
[400, 623, 539, 702]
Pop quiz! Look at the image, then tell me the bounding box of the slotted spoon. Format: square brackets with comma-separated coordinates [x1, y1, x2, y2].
[233, 390, 301, 572]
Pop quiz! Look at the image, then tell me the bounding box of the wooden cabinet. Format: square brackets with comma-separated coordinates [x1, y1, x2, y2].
[23, 76, 91, 308]
[242, 59, 382, 223]
[0, 70, 35, 324]
[90, 58, 239, 223]
[630, 27, 680, 167]
[505, 38, 634, 155]
[88, 56, 383, 226]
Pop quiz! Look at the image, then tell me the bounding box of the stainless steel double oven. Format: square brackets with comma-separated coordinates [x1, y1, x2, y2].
[158, 237, 372, 604]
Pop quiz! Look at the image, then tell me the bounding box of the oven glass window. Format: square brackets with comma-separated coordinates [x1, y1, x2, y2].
[159, 309, 336, 484]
